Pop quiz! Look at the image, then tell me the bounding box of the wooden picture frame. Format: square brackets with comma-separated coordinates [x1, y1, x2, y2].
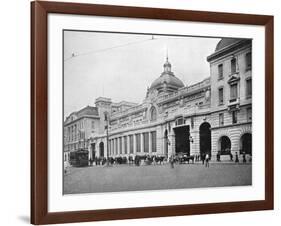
[31, 1, 274, 224]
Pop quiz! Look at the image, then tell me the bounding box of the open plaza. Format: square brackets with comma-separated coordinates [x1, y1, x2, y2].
[64, 162, 252, 194]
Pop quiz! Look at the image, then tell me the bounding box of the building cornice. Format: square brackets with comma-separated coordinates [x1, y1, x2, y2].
[64, 115, 100, 126]
[211, 121, 252, 130]
[207, 39, 252, 62]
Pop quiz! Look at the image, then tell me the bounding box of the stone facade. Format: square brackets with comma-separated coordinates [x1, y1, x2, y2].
[63, 106, 100, 163]
[207, 39, 252, 158]
[64, 38, 252, 162]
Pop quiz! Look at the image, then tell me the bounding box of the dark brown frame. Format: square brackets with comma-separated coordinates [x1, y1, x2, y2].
[31, 1, 274, 224]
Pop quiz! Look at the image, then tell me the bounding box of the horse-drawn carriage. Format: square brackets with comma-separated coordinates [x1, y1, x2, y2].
[175, 152, 195, 164]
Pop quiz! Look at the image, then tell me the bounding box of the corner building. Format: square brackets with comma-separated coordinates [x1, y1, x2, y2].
[207, 38, 252, 159]
[64, 38, 252, 161]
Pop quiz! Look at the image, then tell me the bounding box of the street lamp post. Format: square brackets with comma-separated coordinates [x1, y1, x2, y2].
[189, 135, 194, 143]
[104, 111, 110, 166]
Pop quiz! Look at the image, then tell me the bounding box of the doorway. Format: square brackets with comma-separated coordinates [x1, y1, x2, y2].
[91, 143, 96, 159]
[173, 125, 190, 155]
[199, 122, 211, 156]
[240, 133, 252, 155]
[99, 142, 104, 157]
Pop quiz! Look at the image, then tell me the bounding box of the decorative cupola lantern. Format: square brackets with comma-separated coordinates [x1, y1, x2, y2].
[148, 56, 185, 95]
[163, 56, 172, 73]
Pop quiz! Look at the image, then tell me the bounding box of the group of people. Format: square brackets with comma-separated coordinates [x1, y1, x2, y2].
[87, 151, 251, 169]
[88, 154, 167, 167]
[169, 153, 211, 168]
[216, 151, 251, 163]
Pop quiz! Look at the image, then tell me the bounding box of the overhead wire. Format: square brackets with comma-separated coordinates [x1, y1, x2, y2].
[64, 35, 157, 62]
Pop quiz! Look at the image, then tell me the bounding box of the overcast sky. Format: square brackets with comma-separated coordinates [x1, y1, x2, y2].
[64, 30, 220, 118]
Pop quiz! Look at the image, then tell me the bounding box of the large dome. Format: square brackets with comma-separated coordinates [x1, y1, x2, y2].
[150, 57, 184, 92]
[150, 73, 184, 89]
[215, 38, 240, 52]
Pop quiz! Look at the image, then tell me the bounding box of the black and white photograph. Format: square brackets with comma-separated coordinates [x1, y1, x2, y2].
[63, 31, 252, 195]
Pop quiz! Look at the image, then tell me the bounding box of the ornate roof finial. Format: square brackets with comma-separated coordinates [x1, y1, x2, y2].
[163, 47, 171, 73]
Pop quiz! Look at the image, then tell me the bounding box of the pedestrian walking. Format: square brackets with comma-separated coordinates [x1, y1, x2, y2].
[205, 153, 210, 167]
[216, 152, 221, 162]
[201, 153, 205, 165]
[170, 155, 175, 169]
[235, 152, 239, 163]
[242, 152, 246, 163]
[230, 152, 233, 161]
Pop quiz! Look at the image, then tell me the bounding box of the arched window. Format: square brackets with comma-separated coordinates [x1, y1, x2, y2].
[219, 136, 231, 154]
[240, 133, 252, 155]
[150, 106, 157, 121]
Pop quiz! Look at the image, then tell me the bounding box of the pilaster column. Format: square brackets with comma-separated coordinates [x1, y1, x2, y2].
[190, 130, 199, 156]
[149, 132, 152, 154]
[88, 145, 92, 160]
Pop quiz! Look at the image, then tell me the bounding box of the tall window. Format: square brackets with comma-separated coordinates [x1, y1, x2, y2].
[150, 107, 157, 121]
[246, 52, 252, 70]
[91, 120, 95, 129]
[246, 79, 252, 98]
[111, 140, 113, 155]
[219, 113, 224, 126]
[151, 131, 157, 152]
[230, 83, 238, 101]
[232, 111, 238, 124]
[218, 87, 224, 105]
[71, 126, 74, 141]
[124, 136, 127, 154]
[143, 133, 149, 153]
[247, 107, 252, 122]
[136, 134, 141, 152]
[68, 127, 70, 142]
[115, 138, 118, 155]
[74, 125, 77, 141]
[119, 137, 122, 154]
[218, 64, 223, 80]
[231, 58, 237, 74]
[129, 135, 134, 154]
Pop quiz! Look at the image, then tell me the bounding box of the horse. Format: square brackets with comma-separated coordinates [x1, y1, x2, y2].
[153, 155, 165, 165]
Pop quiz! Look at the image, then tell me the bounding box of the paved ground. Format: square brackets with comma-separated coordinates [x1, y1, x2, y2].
[63, 162, 252, 194]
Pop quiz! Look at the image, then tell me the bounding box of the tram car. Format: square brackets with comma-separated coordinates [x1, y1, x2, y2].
[69, 149, 89, 167]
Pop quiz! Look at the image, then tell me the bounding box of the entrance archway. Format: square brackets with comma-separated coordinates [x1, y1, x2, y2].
[173, 126, 190, 155]
[240, 133, 252, 155]
[99, 142, 104, 157]
[164, 130, 168, 157]
[199, 122, 211, 156]
[219, 136, 231, 154]
[91, 143, 96, 159]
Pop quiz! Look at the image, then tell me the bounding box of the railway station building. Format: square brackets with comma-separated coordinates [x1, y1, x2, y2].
[63, 38, 252, 162]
